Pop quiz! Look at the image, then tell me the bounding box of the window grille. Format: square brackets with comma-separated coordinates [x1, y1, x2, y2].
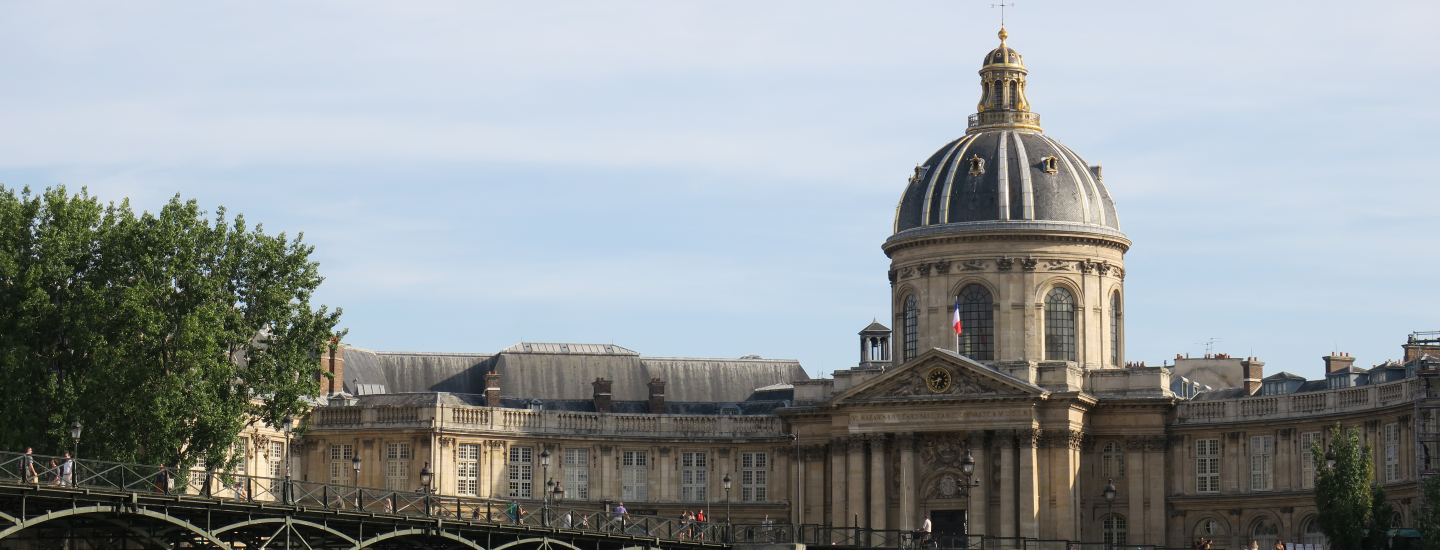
[1250, 435, 1274, 491]
[1103, 515, 1127, 545]
[329, 444, 353, 486]
[457, 443, 479, 496]
[622, 451, 647, 501]
[1385, 423, 1400, 482]
[956, 284, 994, 360]
[1300, 432, 1319, 489]
[1251, 519, 1279, 550]
[1196, 439, 1220, 493]
[1044, 287, 1076, 361]
[903, 295, 918, 361]
[741, 452, 768, 502]
[509, 446, 533, 498]
[386, 443, 411, 490]
[1301, 519, 1326, 548]
[564, 449, 589, 500]
[681, 452, 707, 502]
[1101, 442, 1125, 478]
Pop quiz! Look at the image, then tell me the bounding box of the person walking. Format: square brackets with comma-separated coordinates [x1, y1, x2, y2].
[60, 453, 73, 487]
[154, 464, 171, 494]
[506, 499, 520, 524]
[20, 448, 37, 484]
[920, 515, 933, 547]
[614, 502, 629, 532]
[47, 459, 59, 485]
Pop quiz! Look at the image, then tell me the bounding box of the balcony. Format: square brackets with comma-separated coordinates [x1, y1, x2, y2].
[1176, 378, 1419, 425]
[313, 404, 786, 439]
[967, 110, 1042, 131]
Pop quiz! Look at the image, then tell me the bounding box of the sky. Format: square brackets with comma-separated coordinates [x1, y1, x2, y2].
[0, 1, 1436, 382]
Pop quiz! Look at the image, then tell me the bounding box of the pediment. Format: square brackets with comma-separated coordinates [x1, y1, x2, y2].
[832, 348, 1046, 403]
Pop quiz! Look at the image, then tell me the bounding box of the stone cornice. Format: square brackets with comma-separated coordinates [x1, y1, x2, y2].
[883, 223, 1131, 257]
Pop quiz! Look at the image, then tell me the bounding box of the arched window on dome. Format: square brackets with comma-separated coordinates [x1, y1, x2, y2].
[1044, 287, 1077, 361]
[903, 295, 919, 362]
[956, 284, 994, 361]
[1110, 291, 1122, 367]
[1101, 442, 1125, 478]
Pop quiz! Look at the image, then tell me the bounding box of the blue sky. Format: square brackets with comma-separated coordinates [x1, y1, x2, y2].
[1, 1, 1436, 381]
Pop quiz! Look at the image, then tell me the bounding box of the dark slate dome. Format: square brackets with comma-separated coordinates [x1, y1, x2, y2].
[891, 130, 1121, 235]
[889, 29, 1125, 242]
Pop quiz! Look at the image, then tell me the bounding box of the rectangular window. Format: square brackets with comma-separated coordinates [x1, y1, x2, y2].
[457, 444, 479, 496]
[329, 444, 354, 486]
[681, 452, 707, 502]
[1250, 435, 1274, 491]
[741, 452, 768, 502]
[1385, 423, 1400, 482]
[269, 441, 285, 478]
[1196, 439, 1220, 493]
[509, 446, 533, 498]
[622, 451, 648, 502]
[1300, 432, 1319, 489]
[386, 443, 412, 490]
[234, 439, 248, 476]
[564, 449, 589, 500]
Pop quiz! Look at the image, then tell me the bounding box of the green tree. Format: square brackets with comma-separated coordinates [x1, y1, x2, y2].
[1311, 422, 1396, 550]
[1418, 474, 1440, 550]
[0, 185, 343, 471]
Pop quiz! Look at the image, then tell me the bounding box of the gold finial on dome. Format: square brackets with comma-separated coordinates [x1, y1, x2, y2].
[998, 27, 1008, 43]
[970, 26, 1041, 133]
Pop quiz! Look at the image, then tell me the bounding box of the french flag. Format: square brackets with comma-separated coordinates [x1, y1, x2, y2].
[953, 297, 963, 334]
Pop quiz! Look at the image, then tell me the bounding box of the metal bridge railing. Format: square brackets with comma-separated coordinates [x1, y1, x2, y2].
[0, 449, 727, 542]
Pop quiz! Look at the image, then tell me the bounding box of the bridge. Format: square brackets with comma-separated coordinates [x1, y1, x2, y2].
[0, 450, 728, 549]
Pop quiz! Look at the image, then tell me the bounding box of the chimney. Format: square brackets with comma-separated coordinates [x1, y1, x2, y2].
[648, 378, 667, 414]
[592, 378, 613, 413]
[485, 372, 502, 407]
[1323, 353, 1356, 374]
[1242, 358, 1265, 395]
[320, 339, 346, 395]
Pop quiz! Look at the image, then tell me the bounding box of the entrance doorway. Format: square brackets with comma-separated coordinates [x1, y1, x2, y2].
[930, 510, 967, 535]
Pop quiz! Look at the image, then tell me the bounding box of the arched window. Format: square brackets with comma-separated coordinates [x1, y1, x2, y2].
[1044, 287, 1077, 361]
[1251, 518, 1279, 550]
[1301, 518, 1325, 548]
[1102, 442, 1126, 478]
[956, 284, 995, 361]
[903, 295, 919, 361]
[1195, 518, 1225, 539]
[1103, 515, 1127, 546]
[1110, 292, 1122, 366]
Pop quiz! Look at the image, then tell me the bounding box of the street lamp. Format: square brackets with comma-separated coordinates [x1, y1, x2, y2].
[281, 416, 293, 503]
[540, 449, 552, 525]
[1325, 444, 1336, 470]
[352, 455, 363, 509]
[70, 420, 82, 488]
[420, 462, 433, 516]
[1103, 479, 1117, 550]
[723, 473, 732, 526]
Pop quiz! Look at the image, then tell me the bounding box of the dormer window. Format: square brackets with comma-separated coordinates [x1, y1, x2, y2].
[528, 399, 543, 411]
[968, 154, 986, 176]
[720, 403, 741, 416]
[1042, 156, 1059, 174]
[1329, 375, 1350, 390]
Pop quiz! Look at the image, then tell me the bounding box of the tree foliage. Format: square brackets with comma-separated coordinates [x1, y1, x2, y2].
[0, 185, 343, 471]
[1311, 422, 1397, 550]
[1419, 473, 1440, 550]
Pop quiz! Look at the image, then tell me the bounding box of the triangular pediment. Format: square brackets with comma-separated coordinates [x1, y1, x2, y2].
[831, 348, 1046, 403]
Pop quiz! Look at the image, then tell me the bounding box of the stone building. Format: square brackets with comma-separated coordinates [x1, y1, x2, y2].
[285, 28, 1435, 550]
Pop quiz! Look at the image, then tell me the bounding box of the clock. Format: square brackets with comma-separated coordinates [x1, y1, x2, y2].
[926, 366, 952, 393]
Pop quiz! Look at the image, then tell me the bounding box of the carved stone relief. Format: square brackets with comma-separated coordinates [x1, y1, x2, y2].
[917, 263, 932, 277]
[918, 433, 970, 470]
[961, 260, 986, 271]
[900, 267, 914, 279]
[1020, 258, 1038, 272]
[1044, 259, 1071, 271]
[996, 257, 1014, 271]
[935, 260, 951, 274]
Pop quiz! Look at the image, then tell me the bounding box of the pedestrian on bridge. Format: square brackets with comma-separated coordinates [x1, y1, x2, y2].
[21, 448, 37, 484]
[507, 499, 520, 524]
[154, 464, 171, 494]
[60, 453, 73, 486]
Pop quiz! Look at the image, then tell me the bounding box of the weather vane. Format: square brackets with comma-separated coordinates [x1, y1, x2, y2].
[992, 3, 1015, 27]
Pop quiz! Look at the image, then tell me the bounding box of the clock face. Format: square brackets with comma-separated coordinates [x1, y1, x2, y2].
[926, 367, 952, 393]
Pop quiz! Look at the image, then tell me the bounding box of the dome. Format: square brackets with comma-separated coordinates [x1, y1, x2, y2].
[889, 29, 1125, 244]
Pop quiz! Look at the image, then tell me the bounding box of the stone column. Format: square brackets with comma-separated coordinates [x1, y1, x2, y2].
[1018, 430, 1039, 539]
[831, 439, 849, 527]
[1125, 436, 1146, 544]
[1052, 430, 1079, 541]
[998, 430, 1017, 538]
[870, 436, 888, 533]
[899, 433, 918, 531]
[968, 431, 989, 536]
[794, 446, 805, 524]
[1146, 437, 1167, 546]
[847, 437, 867, 528]
[808, 446, 826, 524]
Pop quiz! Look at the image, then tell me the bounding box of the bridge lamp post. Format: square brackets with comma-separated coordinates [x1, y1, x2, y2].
[1102, 479, 1117, 550]
[70, 420, 82, 460]
[420, 462, 434, 516]
[723, 473, 732, 527]
[540, 449, 552, 525]
[282, 416, 293, 503]
[352, 455, 362, 508]
[1325, 444, 1336, 469]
